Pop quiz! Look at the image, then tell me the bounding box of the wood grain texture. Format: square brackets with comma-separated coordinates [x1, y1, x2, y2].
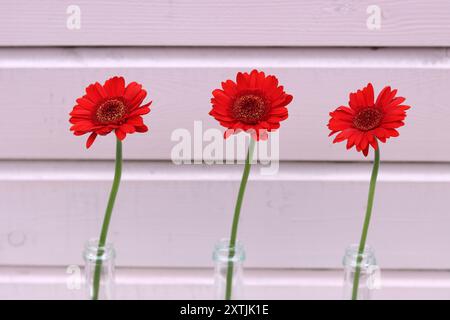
[1, 161, 450, 269]
[1, 267, 450, 300]
[0, 47, 448, 161]
[1, 0, 448, 300]
[0, 49, 450, 161]
[0, 1, 449, 46]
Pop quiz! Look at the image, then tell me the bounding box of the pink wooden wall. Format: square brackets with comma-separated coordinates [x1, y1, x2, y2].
[0, 1, 449, 299]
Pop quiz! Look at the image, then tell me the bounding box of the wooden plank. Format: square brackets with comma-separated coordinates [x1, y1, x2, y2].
[1, 1, 450, 46]
[0, 47, 448, 161]
[0, 267, 449, 299]
[0, 161, 450, 269]
[0, 48, 449, 161]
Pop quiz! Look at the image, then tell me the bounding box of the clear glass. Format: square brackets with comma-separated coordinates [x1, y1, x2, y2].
[342, 244, 379, 300]
[213, 238, 245, 300]
[83, 238, 116, 300]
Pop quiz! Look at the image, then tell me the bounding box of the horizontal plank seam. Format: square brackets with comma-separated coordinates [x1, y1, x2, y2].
[0, 48, 450, 68]
[1, 161, 450, 182]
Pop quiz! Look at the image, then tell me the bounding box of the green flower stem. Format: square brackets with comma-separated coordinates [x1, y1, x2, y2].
[225, 138, 256, 300]
[92, 138, 122, 300]
[351, 143, 380, 300]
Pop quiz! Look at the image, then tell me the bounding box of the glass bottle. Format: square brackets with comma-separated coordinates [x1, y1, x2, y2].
[83, 238, 116, 300]
[213, 238, 245, 300]
[343, 244, 379, 300]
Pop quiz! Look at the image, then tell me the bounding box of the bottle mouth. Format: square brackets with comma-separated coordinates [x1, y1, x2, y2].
[343, 244, 376, 268]
[83, 238, 115, 262]
[213, 238, 246, 263]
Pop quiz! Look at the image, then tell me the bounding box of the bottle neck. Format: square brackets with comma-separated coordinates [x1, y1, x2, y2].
[343, 244, 376, 269]
[213, 238, 245, 264]
[83, 238, 115, 263]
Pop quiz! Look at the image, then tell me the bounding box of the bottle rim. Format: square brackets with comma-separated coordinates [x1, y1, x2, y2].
[343, 244, 377, 268]
[213, 238, 246, 263]
[83, 238, 116, 261]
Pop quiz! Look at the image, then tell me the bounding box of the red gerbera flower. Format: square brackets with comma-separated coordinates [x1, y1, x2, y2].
[328, 83, 410, 156]
[209, 69, 293, 140]
[69, 76, 151, 148]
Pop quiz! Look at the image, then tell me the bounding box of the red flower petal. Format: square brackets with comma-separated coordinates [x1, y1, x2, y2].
[103, 76, 125, 97]
[135, 125, 148, 133]
[124, 82, 143, 102]
[86, 133, 97, 148]
[115, 128, 126, 140]
[128, 106, 151, 118]
[128, 90, 148, 110]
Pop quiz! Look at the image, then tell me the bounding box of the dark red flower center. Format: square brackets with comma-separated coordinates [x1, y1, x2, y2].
[96, 99, 126, 124]
[232, 94, 267, 124]
[353, 107, 383, 131]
